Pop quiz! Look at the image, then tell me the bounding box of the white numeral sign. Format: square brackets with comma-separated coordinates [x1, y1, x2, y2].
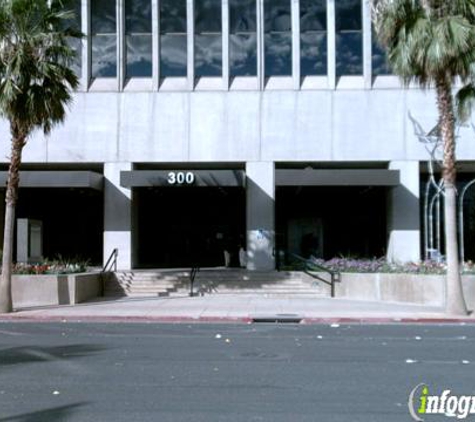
[167, 172, 195, 185]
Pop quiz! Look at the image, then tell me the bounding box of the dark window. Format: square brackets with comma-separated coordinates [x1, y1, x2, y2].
[195, 0, 222, 77]
[126, 0, 152, 78]
[160, 0, 187, 77]
[264, 0, 292, 76]
[336, 0, 362, 77]
[300, 0, 327, 76]
[372, 29, 392, 76]
[91, 0, 117, 78]
[230, 0, 257, 77]
[61, 0, 82, 77]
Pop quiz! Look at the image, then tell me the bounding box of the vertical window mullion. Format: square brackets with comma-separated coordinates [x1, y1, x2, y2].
[82, 0, 90, 88]
[118, 0, 125, 90]
[327, 0, 335, 88]
[187, 0, 194, 89]
[222, 0, 229, 88]
[292, 0, 300, 89]
[257, 0, 264, 88]
[152, 0, 159, 89]
[363, 0, 372, 88]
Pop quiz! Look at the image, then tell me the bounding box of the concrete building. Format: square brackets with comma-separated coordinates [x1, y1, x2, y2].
[2, 0, 475, 270]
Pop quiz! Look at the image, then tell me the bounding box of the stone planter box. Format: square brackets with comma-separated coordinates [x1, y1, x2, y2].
[331, 272, 475, 308]
[12, 272, 104, 309]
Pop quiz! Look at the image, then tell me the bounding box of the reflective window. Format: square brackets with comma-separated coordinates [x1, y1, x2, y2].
[61, 0, 82, 77]
[91, 0, 117, 78]
[195, 0, 222, 77]
[300, 0, 327, 76]
[126, 0, 152, 78]
[230, 0, 257, 77]
[335, 0, 362, 76]
[372, 29, 392, 76]
[160, 0, 187, 77]
[264, 0, 292, 76]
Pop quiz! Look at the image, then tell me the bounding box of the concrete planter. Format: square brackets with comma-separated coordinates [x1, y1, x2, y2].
[12, 272, 103, 309]
[333, 272, 475, 308]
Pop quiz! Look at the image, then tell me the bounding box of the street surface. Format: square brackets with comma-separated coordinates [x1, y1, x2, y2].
[0, 323, 473, 421]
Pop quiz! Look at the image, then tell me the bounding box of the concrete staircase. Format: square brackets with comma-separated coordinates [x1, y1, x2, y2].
[104, 268, 329, 298]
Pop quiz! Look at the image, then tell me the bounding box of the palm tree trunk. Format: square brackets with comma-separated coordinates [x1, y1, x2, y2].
[436, 77, 468, 315]
[0, 126, 26, 313]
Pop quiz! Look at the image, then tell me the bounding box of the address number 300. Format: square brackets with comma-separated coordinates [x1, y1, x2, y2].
[167, 171, 195, 185]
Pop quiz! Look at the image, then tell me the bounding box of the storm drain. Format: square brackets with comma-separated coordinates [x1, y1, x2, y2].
[251, 314, 303, 324]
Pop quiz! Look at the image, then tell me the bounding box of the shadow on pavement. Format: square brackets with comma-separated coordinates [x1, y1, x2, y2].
[0, 344, 106, 366]
[0, 403, 87, 422]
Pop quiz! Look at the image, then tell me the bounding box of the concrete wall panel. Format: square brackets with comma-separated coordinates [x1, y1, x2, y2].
[0, 88, 474, 164]
[46, 94, 120, 162]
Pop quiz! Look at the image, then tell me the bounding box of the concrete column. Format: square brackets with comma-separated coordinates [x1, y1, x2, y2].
[327, 0, 336, 89]
[387, 161, 421, 263]
[246, 162, 275, 271]
[362, 0, 372, 89]
[104, 162, 133, 270]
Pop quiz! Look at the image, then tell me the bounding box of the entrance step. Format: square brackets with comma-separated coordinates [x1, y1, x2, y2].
[104, 269, 330, 298]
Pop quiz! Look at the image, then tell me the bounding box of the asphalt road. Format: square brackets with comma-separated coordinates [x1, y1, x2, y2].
[0, 322, 473, 422]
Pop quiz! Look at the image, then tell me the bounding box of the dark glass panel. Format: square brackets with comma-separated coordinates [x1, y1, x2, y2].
[230, 0, 256, 33]
[195, 0, 222, 33]
[230, 34, 257, 76]
[91, 35, 117, 77]
[160, 0, 187, 33]
[300, 0, 326, 32]
[160, 35, 188, 77]
[125, 0, 152, 33]
[335, 0, 362, 31]
[264, 0, 291, 32]
[68, 37, 82, 76]
[301, 33, 327, 76]
[126, 35, 152, 77]
[61, 0, 82, 76]
[91, 0, 116, 34]
[372, 32, 392, 75]
[195, 34, 222, 77]
[265, 33, 292, 76]
[336, 32, 363, 76]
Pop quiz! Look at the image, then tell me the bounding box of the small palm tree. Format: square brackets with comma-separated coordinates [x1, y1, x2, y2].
[0, 0, 80, 313]
[372, 0, 475, 315]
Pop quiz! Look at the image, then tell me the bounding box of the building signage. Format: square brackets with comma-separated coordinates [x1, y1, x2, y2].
[120, 170, 245, 188]
[167, 171, 195, 185]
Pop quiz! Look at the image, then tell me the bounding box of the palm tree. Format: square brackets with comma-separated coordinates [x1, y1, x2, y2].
[0, 0, 80, 313]
[372, 0, 475, 315]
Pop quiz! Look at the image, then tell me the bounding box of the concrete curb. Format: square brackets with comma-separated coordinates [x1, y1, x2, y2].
[1, 314, 475, 324]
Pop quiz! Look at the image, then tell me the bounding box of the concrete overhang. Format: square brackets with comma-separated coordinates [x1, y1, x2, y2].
[0, 171, 104, 191]
[120, 170, 246, 187]
[275, 169, 400, 186]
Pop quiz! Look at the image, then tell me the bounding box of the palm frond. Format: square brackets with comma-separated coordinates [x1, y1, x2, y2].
[0, 0, 81, 137]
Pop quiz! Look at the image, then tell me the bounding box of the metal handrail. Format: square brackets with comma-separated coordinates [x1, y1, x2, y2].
[189, 265, 200, 297]
[102, 248, 118, 273]
[289, 253, 340, 298]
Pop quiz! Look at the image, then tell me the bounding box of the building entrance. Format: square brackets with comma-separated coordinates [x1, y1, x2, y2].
[135, 187, 245, 268]
[276, 186, 387, 260]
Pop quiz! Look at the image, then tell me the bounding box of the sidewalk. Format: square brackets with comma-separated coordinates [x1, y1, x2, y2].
[1, 295, 474, 324]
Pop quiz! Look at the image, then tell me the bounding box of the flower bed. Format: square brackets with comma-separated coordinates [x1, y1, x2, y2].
[12, 259, 89, 275]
